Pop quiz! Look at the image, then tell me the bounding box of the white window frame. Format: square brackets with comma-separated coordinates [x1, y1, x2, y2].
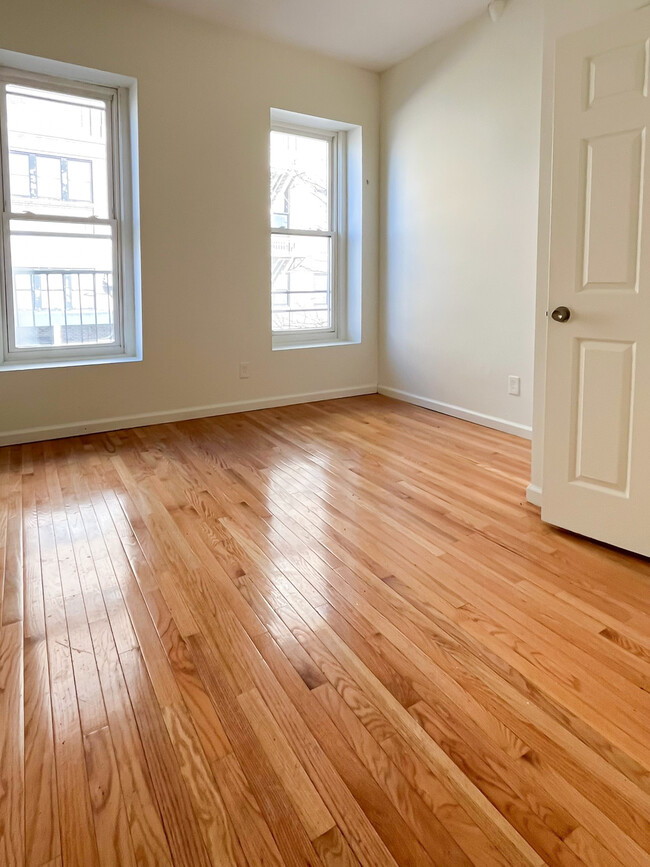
[0, 66, 139, 369]
[270, 120, 347, 347]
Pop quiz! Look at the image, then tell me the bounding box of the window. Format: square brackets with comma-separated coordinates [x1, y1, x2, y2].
[10, 152, 94, 203]
[270, 122, 344, 343]
[0, 66, 139, 367]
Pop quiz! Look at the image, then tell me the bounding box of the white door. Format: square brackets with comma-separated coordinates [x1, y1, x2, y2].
[543, 6, 650, 557]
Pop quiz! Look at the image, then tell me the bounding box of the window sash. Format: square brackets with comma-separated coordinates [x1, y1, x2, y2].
[270, 123, 339, 339]
[0, 69, 126, 362]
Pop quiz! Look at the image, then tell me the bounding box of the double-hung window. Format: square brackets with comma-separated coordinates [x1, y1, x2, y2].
[270, 122, 343, 344]
[0, 67, 139, 367]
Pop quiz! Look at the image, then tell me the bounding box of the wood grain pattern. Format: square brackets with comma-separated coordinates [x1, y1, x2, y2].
[0, 621, 24, 867]
[1, 394, 649, 866]
[84, 725, 137, 867]
[238, 686, 335, 841]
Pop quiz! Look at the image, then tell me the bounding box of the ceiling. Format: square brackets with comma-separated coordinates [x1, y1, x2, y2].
[143, 0, 489, 71]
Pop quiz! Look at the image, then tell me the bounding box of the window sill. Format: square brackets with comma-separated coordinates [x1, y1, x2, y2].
[272, 338, 359, 352]
[0, 352, 142, 372]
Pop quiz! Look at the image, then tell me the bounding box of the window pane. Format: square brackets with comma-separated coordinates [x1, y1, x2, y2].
[6, 84, 109, 218]
[8, 152, 30, 196]
[67, 159, 93, 201]
[271, 234, 331, 332]
[270, 131, 330, 231]
[35, 155, 62, 200]
[10, 226, 115, 348]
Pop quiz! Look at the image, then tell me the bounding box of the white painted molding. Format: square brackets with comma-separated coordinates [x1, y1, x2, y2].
[526, 483, 542, 507]
[378, 385, 532, 440]
[0, 384, 377, 446]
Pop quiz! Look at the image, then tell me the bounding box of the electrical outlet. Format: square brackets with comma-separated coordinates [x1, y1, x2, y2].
[508, 375, 520, 396]
[239, 361, 251, 379]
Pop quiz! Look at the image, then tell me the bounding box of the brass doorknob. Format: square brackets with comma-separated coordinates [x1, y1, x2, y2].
[551, 306, 571, 322]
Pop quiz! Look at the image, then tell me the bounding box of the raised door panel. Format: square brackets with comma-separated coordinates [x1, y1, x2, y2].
[588, 40, 648, 108]
[580, 129, 644, 292]
[572, 340, 635, 493]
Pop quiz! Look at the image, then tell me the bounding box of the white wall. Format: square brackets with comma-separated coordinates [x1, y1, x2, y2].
[0, 0, 379, 443]
[529, 0, 648, 498]
[379, 0, 544, 438]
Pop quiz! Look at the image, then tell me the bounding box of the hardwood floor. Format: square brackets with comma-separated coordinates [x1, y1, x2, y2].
[1, 394, 650, 867]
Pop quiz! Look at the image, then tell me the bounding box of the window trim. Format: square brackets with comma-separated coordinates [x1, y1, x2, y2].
[0, 65, 139, 369]
[270, 120, 347, 346]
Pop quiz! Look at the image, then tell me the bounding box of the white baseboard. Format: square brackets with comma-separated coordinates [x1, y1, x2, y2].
[526, 483, 542, 507]
[0, 384, 378, 446]
[378, 385, 532, 440]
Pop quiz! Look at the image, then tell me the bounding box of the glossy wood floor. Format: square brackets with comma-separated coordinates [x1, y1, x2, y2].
[2, 396, 650, 867]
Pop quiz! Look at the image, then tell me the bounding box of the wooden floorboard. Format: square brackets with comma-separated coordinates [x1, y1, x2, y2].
[1, 394, 650, 866]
